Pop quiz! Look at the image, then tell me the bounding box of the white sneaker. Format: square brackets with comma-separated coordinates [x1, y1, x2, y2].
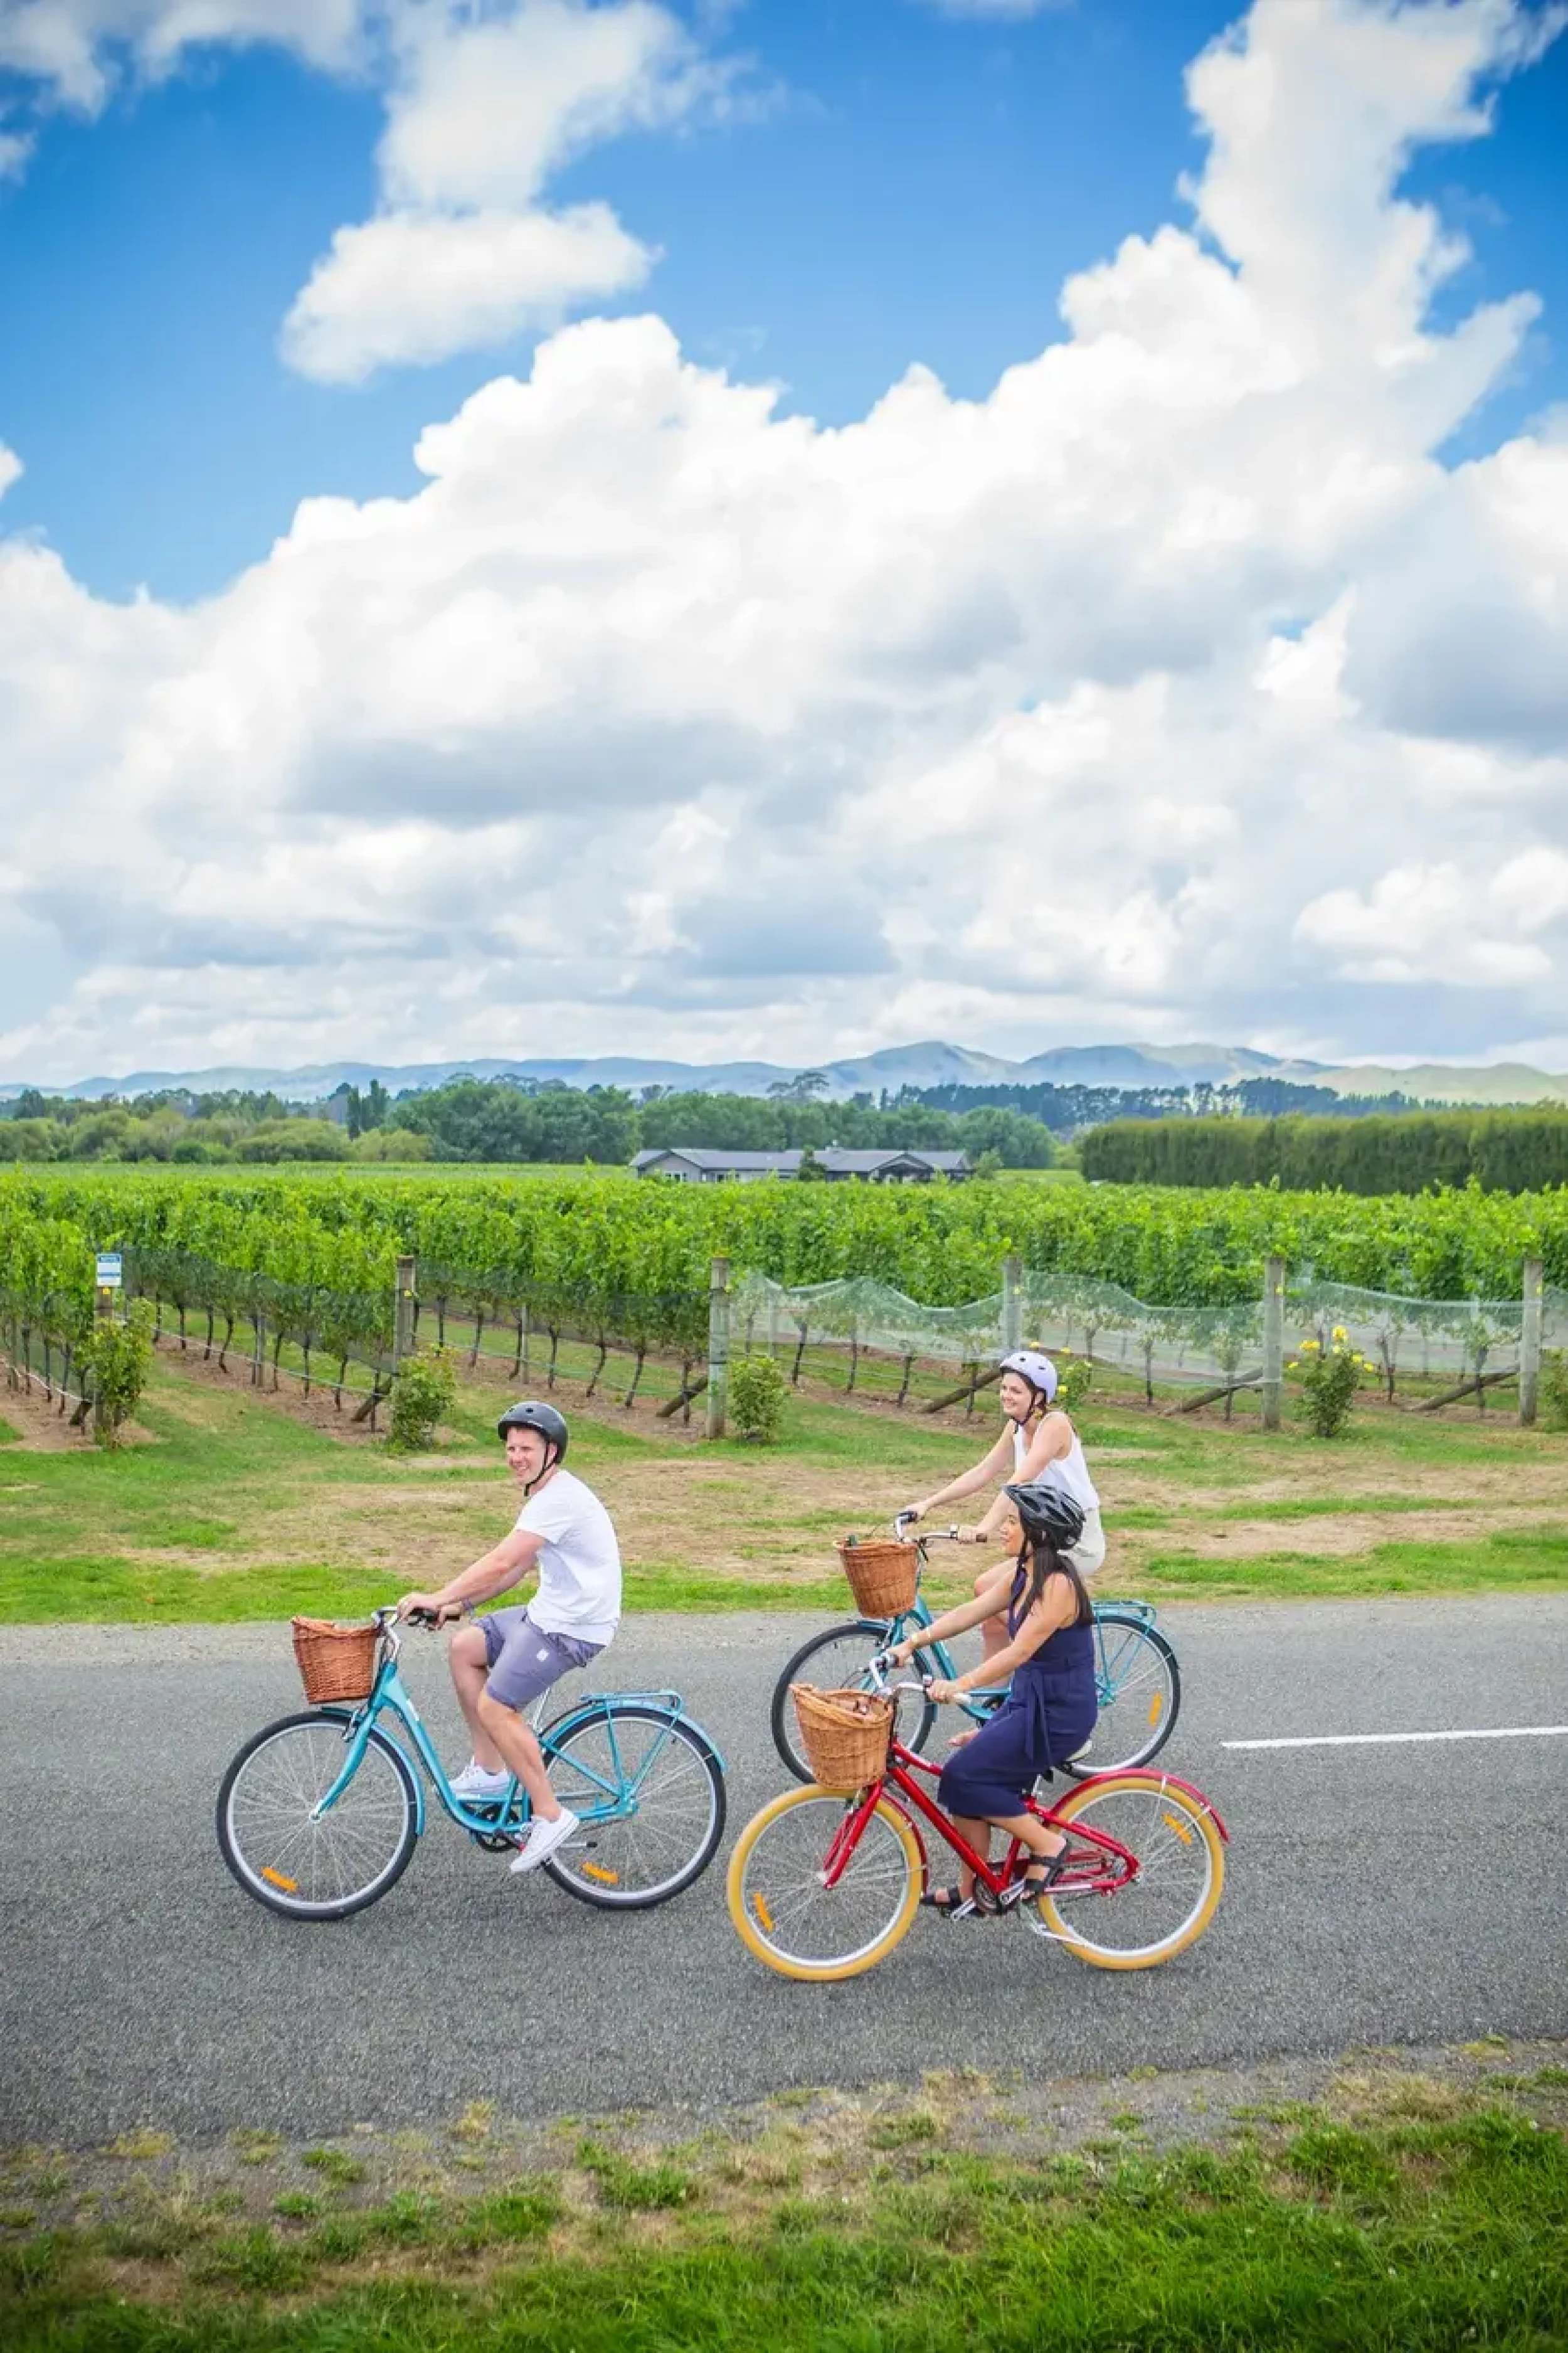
[450, 1761, 512, 1802]
[508, 1807, 580, 1875]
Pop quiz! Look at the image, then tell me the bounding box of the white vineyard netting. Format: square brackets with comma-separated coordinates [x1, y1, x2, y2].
[731, 1270, 1568, 1393]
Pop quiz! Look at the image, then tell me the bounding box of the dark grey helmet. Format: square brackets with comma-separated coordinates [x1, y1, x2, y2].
[1003, 1480, 1084, 1555]
[496, 1400, 568, 1465]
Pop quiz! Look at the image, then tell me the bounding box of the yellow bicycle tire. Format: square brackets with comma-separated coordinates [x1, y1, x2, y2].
[726, 1785, 924, 1982]
[1039, 1773, 1225, 1970]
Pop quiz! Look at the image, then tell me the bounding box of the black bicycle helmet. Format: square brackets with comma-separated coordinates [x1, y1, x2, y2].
[1003, 1480, 1084, 1555]
[496, 1400, 568, 1480]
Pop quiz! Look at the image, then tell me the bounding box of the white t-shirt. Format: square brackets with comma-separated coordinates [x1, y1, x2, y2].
[514, 1469, 622, 1645]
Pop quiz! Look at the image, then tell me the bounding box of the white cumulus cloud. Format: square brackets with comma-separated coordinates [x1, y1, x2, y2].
[0, 0, 363, 114]
[1, 0, 1567, 1083]
[281, 201, 652, 385]
[282, 0, 734, 382]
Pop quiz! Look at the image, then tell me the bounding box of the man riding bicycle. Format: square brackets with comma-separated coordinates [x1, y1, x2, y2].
[396, 1401, 620, 1877]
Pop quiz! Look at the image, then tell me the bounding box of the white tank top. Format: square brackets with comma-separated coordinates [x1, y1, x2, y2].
[1012, 1416, 1100, 1513]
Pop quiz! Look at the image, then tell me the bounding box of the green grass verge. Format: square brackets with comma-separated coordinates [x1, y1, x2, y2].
[3, 2097, 1564, 2351]
[1137, 1530, 1568, 1599]
[3, 1339, 1565, 1622]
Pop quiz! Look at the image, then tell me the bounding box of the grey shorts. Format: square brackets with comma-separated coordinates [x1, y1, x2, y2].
[482, 1608, 605, 1712]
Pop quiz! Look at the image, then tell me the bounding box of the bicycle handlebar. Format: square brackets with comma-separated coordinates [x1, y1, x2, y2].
[891, 1512, 964, 1544]
[866, 1649, 933, 1699]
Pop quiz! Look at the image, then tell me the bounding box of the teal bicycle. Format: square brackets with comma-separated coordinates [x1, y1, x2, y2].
[770, 1519, 1180, 1782]
[217, 1608, 726, 1923]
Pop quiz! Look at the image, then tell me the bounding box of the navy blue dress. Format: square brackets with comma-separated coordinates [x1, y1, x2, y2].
[938, 1569, 1097, 1819]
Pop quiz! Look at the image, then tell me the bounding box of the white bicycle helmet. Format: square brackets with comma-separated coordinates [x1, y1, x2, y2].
[999, 1349, 1057, 1405]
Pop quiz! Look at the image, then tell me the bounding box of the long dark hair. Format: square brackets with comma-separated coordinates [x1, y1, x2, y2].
[1012, 1529, 1093, 1630]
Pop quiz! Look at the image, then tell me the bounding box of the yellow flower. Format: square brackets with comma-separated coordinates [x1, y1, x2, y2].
[1332, 1325, 1347, 1342]
[1301, 1337, 1320, 1351]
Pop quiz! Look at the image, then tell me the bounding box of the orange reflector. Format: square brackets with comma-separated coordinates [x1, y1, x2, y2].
[752, 1893, 775, 1933]
[1147, 1694, 1165, 1726]
[1162, 1812, 1194, 1847]
[580, 1862, 619, 1885]
[261, 1867, 299, 1893]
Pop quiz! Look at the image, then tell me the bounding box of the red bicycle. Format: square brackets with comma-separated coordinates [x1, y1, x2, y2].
[727, 1672, 1227, 1980]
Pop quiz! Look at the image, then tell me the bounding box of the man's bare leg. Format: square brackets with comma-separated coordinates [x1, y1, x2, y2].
[475, 1691, 562, 1821]
[450, 1625, 506, 1771]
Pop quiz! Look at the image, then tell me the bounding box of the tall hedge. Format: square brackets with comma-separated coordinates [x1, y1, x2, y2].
[1079, 1110, 1568, 1195]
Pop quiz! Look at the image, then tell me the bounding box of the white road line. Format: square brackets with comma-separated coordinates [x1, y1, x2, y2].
[1224, 1726, 1568, 1751]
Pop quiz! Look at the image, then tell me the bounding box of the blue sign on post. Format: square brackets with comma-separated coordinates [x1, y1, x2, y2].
[95, 1253, 123, 1290]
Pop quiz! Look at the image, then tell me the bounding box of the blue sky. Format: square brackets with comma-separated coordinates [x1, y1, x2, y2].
[1, 0, 1567, 1086]
[3, 0, 1565, 604]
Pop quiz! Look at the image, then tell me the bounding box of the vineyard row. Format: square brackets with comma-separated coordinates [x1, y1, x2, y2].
[4, 1169, 1566, 1370]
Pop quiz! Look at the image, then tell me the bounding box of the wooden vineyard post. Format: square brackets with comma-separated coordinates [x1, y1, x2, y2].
[91, 1273, 114, 1443]
[1000, 1254, 1023, 1356]
[705, 1257, 730, 1440]
[1261, 1255, 1285, 1431]
[394, 1257, 418, 1372]
[1518, 1255, 1544, 1427]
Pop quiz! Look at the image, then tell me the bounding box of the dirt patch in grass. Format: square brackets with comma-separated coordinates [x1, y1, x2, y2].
[1104, 1453, 1568, 1516]
[147, 1333, 396, 1446]
[1129, 1504, 1568, 1559]
[0, 1379, 155, 1454]
[0, 1380, 93, 1453]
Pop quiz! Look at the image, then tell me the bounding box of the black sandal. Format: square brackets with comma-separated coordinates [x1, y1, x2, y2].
[920, 1886, 991, 1920]
[1002, 1849, 1069, 1908]
[1024, 1847, 1070, 1891]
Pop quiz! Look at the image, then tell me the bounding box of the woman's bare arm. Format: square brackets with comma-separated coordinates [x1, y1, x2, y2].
[909, 1427, 1013, 1517]
[969, 1413, 1069, 1540]
[893, 1560, 1014, 1655]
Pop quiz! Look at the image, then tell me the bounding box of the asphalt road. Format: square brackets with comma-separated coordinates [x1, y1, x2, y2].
[3, 1598, 1565, 2147]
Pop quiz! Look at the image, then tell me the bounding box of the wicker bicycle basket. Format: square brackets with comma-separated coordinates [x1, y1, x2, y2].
[292, 1617, 380, 1706]
[836, 1538, 919, 1619]
[790, 1684, 895, 1793]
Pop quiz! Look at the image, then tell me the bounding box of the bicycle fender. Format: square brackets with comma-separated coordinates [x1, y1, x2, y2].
[1071, 1768, 1228, 1844]
[543, 1692, 728, 1773]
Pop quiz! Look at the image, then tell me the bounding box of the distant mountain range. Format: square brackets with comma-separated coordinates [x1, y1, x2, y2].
[5, 1041, 1567, 1107]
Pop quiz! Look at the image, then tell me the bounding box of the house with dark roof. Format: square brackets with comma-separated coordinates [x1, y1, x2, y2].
[631, 1146, 970, 1183]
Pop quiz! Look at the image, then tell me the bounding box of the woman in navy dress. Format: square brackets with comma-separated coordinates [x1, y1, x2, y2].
[889, 1482, 1096, 1916]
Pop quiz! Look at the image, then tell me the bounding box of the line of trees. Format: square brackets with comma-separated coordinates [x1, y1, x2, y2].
[1, 1078, 1057, 1169]
[903, 1077, 1477, 1132]
[1081, 1111, 1568, 1195]
[8, 1072, 1564, 1184]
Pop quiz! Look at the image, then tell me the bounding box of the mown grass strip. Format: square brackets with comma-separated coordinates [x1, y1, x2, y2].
[1, 2103, 1563, 2351]
[1137, 1531, 1568, 1599]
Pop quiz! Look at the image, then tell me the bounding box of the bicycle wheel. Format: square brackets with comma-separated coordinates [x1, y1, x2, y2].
[541, 1703, 726, 1909]
[216, 1709, 420, 1922]
[727, 1788, 922, 1981]
[1025, 1773, 1224, 1970]
[770, 1622, 938, 1782]
[1077, 1612, 1181, 1775]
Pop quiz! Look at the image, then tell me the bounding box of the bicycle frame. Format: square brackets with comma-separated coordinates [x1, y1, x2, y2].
[823, 1735, 1128, 1905]
[311, 1623, 723, 1839]
[827, 1741, 1229, 1909]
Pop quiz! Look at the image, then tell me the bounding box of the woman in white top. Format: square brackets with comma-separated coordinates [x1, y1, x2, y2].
[904, 1350, 1106, 1666]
